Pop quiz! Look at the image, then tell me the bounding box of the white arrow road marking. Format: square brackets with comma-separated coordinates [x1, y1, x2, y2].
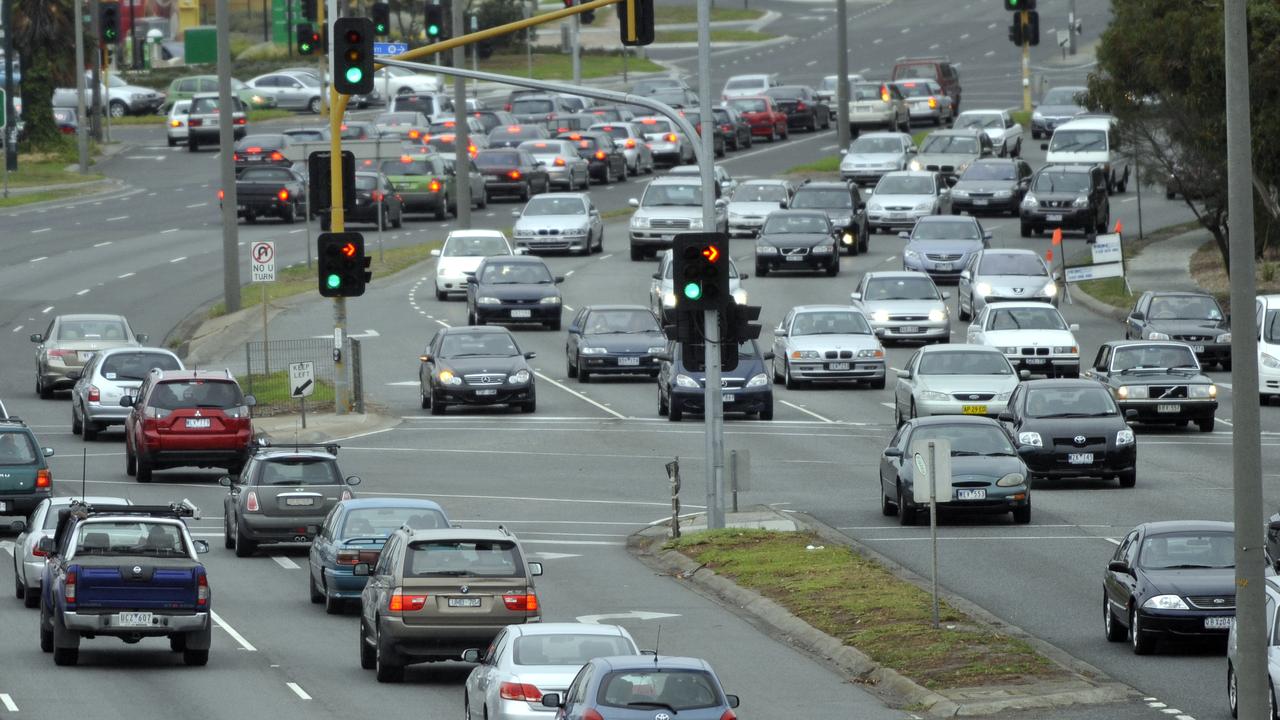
[0, 540, 13, 556]
[312, 329, 380, 339]
[576, 611, 681, 624]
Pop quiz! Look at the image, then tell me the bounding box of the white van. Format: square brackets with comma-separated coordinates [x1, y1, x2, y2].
[1041, 116, 1130, 194]
[1258, 295, 1280, 402]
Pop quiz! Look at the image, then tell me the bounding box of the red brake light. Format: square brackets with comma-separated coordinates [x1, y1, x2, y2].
[595, 150, 606, 160]
[234, 117, 247, 126]
[336, 549, 360, 565]
[583, 710, 605, 720]
[232, 153, 241, 162]
[246, 146, 262, 153]
[429, 179, 442, 192]
[36, 469, 51, 489]
[666, 133, 678, 142]
[277, 189, 290, 201]
[625, 139, 636, 148]
[197, 573, 209, 607]
[502, 593, 538, 612]
[87, 385, 101, 403]
[554, 157, 566, 166]
[534, 142, 548, 148]
[246, 491, 259, 512]
[32, 545, 47, 558]
[500, 683, 543, 702]
[720, 711, 737, 720]
[903, 81, 917, 88]
[507, 125, 521, 132]
[188, 118, 203, 127]
[269, 151, 284, 161]
[217, 189, 225, 201]
[372, 190, 384, 202]
[48, 349, 74, 358]
[389, 590, 428, 613]
[640, 118, 657, 124]
[796, 101, 806, 110]
[409, 130, 421, 139]
[444, 121, 455, 127]
[64, 570, 76, 604]
[504, 104, 512, 111]
[508, 170, 521, 180]
[567, 133, 582, 140]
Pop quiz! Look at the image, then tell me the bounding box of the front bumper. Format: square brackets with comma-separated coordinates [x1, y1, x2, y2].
[1135, 607, 1234, 640]
[436, 273, 469, 294]
[62, 609, 210, 636]
[436, 383, 535, 406]
[1021, 442, 1136, 479]
[475, 304, 560, 325]
[239, 513, 324, 542]
[580, 354, 662, 375]
[514, 234, 591, 253]
[872, 320, 950, 342]
[1002, 353, 1077, 376]
[756, 250, 838, 271]
[671, 386, 771, 415]
[1118, 399, 1218, 423]
[788, 359, 885, 383]
[869, 209, 930, 228]
[398, 191, 447, 213]
[1021, 206, 1094, 231]
[915, 398, 1009, 419]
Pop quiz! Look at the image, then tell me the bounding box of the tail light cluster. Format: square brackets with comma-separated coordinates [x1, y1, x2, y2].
[65, 568, 78, 606]
[372, 191, 385, 202]
[553, 158, 566, 167]
[336, 547, 379, 565]
[36, 469, 51, 489]
[269, 151, 284, 161]
[245, 491, 260, 512]
[47, 349, 74, 360]
[502, 593, 538, 612]
[594, 151, 606, 161]
[234, 117, 247, 126]
[217, 189, 225, 201]
[583, 710, 605, 720]
[224, 404, 251, 418]
[232, 153, 242, 162]
[665, 133, 678, 143]
[796, 101, 807, 111]
[188, 118, 203, 127]
[197, 572, 209, 607]
[508, 170, 522, 180]
[340, 488, 353, 501]
[146, 406, 172, 420]
[624, 139, 636, 149]
[428, 180, 442, 192]
[277, 189, 290, 201]
[720, 711, 737, 720]
[388, 589, 429, 613]
[499, 682, 543, 702]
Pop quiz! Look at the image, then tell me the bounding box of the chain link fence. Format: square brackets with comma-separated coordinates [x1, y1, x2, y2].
[242, 338, 364, 416]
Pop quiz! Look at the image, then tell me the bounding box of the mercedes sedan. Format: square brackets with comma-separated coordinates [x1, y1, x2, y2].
[419, 326, 538, 414]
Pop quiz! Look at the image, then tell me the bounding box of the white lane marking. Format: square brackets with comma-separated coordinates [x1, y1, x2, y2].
[94, 241, 112, 247]
[929, 43, 940, 50]
[286, 682, 312, 701]
[532, 371, 628, 420]
[1104, 537, 1121, 545]
[873, 38, 882, 44]
[11, 325, 22, 333]
[272, 556, 300, 570]
[563, 305, 575, 312]
[210, 610, 257, 651]
[76, 289, 90, 296]
[30, 256, 48, 262]
[598, 254, 613, 260]
[900, 27, 909, 33]
[31, 228, 50, 234]
[41, 306, 54, 314]
[880, 402, 895, 409]
[106, 215, 128, 222]
[435, 319, 451, 328]
[118, 272, 135, 279]
[1218, 417, 1234, 426]
[805, 60, 817, 67]
[960, 33, 970, 39]
[565, 270, 575, 277]
[0, 541, 13, 556]
[985, 50, 996, 57]
[161, 228, 179, 234]
[884, 255, 897, 263]
[0, 694, 17, 712]
[1121, 197, 1136, 203]
[170, 256, 187, 263]
[186, 202, 208, 209]
[357, 488, 700, 509]
[861, 535, 1125, 543]
[987, 22, 997, 29]
[779, 399, 833, 423]
[1219, 382, 1233, 390]
[289, 228, 305, 234]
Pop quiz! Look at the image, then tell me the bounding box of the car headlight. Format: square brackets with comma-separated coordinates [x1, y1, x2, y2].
[756, 244, 779, 255]
[1264, 352, 1280, 368]
[1146, 331, 1170, 340]
[1053, 346, 1078, 354]
[1118, 385, 1149, 399]
[1217, 332, 1232, 343]
[1043, 281, 1058, 297]
[871, 309, 890, 323]
[914, 201, 933, 211]
[999, 346, 1018, 353]
[952, 189, 969, 199]
[1021, 193, 1038, 208]
[903, 248, 921, 261]
[832, 216, 852, 227]
[993, 189, 1012, 198]
[662, 291, 677, 308]
[689, 218, 705, 230]
[437, 266, 449, 276]
[919, 390, 950, 401]
[1143, 594, 1190, 611]
[564, 226, 589, 237]
[732, 288, 748, 304]
[996, 472, 1025, 487]
[477, 296, 501, 305]
[438, 369, 462, 386]
[811, 243, 835, 254]
[869, 202, 883, 212]
[514, 229, 535, 238]
[1032, 111, 1044, 121]
[1189, 384, 1217, 398]
[1072, 196, 1091, 208]
[631, 216, 650, 228]
[955, 162, 970, 175]
[1018, 432, 1042, 447]
[994, 390, 1012, 401]
[580, 347, 608, 355]
[674, 373, 700, 388]
[745, 373, 769, 387]
[507, 369, 531, 384]
[927, 308, 947, 322]
[974, 282, 993, 296]
[728, 210, 743, 220]
[648, 346, 667, 354]
[909, 159, 922, 171]
[841, 232, 855, 245]
[790, 350, 821, 359]
[857, 348, 884, 358]
[539, 296, 561, 304]
[1116, 429, 1135, 446]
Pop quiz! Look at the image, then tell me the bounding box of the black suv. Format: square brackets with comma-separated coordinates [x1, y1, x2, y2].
[788, 180, 869, 255]
[765, 86, 831, 132]
[1124, 291, 1232, 369]
[657, 340, 775, 421]
[1020, 164, 1109, 238]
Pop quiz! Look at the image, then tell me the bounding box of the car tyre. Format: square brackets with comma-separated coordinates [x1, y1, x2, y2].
[360, 621, 377, 670]
[308, 97, 322, 114]
[1130, 606, 1155, 654]
[1118, 470, 1137, 488]
[784, 363, 800, 390]
[630, 246, 644, 261]
[668, 399, 683, 422]
[870, 375, 886, 390]
[37, 375, 53, 400]
[658, 389, 669, 416]
[1012, 502, 1031, 524]
[521, 396, 536, 413]
[897, 485, 916, 526]
[1228, 662, 1240, 718]
[435, 288, 448, 301]
[136, 452, 153, 483]
[881, 484, 898, 516]
[431, 394, 446, 415]
[756, 264, 768, 277]
[759, 399, 774, 420]
[957, 299, 971, 322]
[1104, 592, 1126, 642]
[826, 257, 839, 276]
[83, 419, 100, 441]
[40, 601, 54, 652]
[170, 633, 187, 652]
[183, 648, 209, 666]
[325, 585, 345, 615]
[13, 561, 24, 599]
[308, 571, 324, 604]
[52, 613, 78, 666]
[1198, 418, 1215, 432]
[375, 624, 406, 683]
[1019, 223, 1032, 238]
[234, 522, 257, 557]
[125, 441, 137, 476]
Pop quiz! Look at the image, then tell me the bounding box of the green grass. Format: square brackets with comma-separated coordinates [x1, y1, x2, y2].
[244, 370, 335, 414]
[0, 188, 84, 208]
[6, 160, 103, 188]
[653, 29, 775, 43]
[1011, 110, 1031, 129]
[113, 108, 295, 125]
[655, 6, 765, 23]
[786, 155, 841, 174]
[210, 239, 442, 318]
[670, 530, 1063, 690]
[601, 207, 636, 220]
[479, 51, 663, 80]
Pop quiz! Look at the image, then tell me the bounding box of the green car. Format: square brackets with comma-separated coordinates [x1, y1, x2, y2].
[378, 154, 454, 219]
[165, 75, 277, 111]
[0, 418, 55, 520]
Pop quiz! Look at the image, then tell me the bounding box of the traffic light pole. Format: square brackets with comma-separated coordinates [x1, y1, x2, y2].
[327, 0, 348, 415]
[317, 0, 327, 119]
[1020, 10, 1031, 113]
[73, 0, 90, 173]
[452, 0, 471, 227]
[216, 0, 241, 314]
[834, 0, 850, 150]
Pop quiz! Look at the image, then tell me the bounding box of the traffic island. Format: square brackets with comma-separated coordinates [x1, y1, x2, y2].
[629, 507, 1135, 716]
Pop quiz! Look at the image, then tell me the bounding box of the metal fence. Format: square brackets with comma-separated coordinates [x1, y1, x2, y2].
[243, 337, 364, 415]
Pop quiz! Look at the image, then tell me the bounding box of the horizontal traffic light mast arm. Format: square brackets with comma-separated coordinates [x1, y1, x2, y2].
[387, 0, 622, 66]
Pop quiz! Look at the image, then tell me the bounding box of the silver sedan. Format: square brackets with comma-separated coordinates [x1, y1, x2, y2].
[516, 139, 590, 191]
[771, 306, 886, 388]
[512, 193, 604, 255]
[956, 248, 1059, 321]
[893, 343, 1024, 426]
[852, 271, 951, 344]
[12, 496, 132, 608]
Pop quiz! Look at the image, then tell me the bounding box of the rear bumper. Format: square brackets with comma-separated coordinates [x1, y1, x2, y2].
[322, 567, 370, 599]
[399, 192, 447, 212]
[0, 491, 51, 516]
[474, 305, 560, 324]
[81, 403, 131, 425]
[146, 448, 250, 469]
[63, 610, 210, 636]
[239, 513, 324, 542]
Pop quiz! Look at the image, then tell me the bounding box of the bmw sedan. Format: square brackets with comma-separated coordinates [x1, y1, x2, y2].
[419, 326, 538, 414]
[771, 306, 885, 388]
[511, 193, 604, 256]
[565, 305, 666, 381]
[893, 343, 1024, 425]
[965, 302, 1080, 378]
[999, 379, 1137, 486]
[466, 255, 564, 330]
[901, 215, 990, 284]
[851, 271, 951, 344]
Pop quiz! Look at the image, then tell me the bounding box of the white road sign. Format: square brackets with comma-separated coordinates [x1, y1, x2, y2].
[910, 438, 952, 504]
[1065, 262, 1125, 283]
[250, 241, 276, 282]
[289, 361, 315, 399]
[1091, 233, 1123, 265]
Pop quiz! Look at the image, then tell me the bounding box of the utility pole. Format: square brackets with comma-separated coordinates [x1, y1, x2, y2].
[1067, 0, 1077, 55]
[696, 0, 724, 530]
[452, 0, 471, 227]
[571, 10, 581, 86]
[1225, 0, 1265, 716]
[1020, 10, 1031, 113]
[317, 0, 327, 119]
[2, 0, 16, 173]
[327, 0, 348, 415]
[834, 0, 850, 149]
[216, 0, 241, 314]
[74, 0, 90, 173]
[90, 0, 103, 141]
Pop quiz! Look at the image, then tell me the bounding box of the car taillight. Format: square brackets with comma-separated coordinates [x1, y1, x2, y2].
[389, 589, 428, 613]
[720, 711, 737, 720]
[170, 119, 181, 128]
[278, 189, 290, 202]
[594, 150, 606, 160]
[429, 179, 441, 192]
[340, 488, 353, 501]
[87, 386, 100, 403]
[36, 469, 51, 489]
[146, 406, 172, 419]
[336, 549, 360, 565]
[666, 133, 677, 142]
[796, 101, 806, 110]
[583, 710, 604, 720]
[469, 145, 478, 157]
[372, 191, 384, 202]
[500, 682, 543, 702]
[928, 96, 938, 109]
[197, 572, 209, 607]
[232, 153, 241, 162]
[270, 151, 284, 161]
[224, 405, 250, 418]
[553, 157, 566, 166]
[65, 569, 77, 604]
[409, 130, 421, 139]
[508, 170, 521, 180]
[32, 544, 47, 558]
[502, 594, 538, 612]
[188, 118, 203, 127]
[47, 349, 73, 359]
[246, 491, 259, 512]
[234, 117, 247, 125]
[217, 189, 225, 201]
[504, 103, 512, 111]
[246, 146, 262, 154]
[625, 139, 636, 148]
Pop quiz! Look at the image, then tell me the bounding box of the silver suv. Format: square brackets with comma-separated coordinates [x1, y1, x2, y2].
[627, 176, 728, 261]
[70, 347, 183, 441]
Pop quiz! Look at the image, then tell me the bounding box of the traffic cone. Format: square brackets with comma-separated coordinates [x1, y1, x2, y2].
[1052, 228, 1062, 245]
[1046, 248, 1054, 262]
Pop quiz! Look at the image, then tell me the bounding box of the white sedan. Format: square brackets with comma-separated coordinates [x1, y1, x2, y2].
[374, 66, 443, 98]
[966, 302, 1081, 378]
[431, 229, 514, 300]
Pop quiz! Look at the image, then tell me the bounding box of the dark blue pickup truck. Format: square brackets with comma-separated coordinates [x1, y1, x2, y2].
[38, 500, 212, 667]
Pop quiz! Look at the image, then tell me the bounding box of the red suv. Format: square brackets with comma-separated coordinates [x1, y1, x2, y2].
[121, 369, 256, 483]
[724, 96, 789, 142]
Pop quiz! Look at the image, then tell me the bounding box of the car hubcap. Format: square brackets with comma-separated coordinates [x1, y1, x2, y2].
[1229, 668, 1237, 711]
[1130, 609, 1139, 647]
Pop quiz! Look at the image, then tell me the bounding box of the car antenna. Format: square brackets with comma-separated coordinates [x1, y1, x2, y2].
[653, 625, 661, 665]
[81, 448, 88, 503]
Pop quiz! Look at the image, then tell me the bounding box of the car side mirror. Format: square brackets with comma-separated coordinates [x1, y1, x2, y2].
[883, 447, 903, 457]
[779, 201, 788, 210]
[895, 368, 911, 379]
[194, 540, 210, 554]
[628, 198, 640, 208]
[136, 333, 150, 343]
[524, 351, 537, 359]
[554, 276, 565, 284]
[839, 148, 848, 155]
[244, 395, 257, 407]
[715, 198, 728, 208]
[726, 695, 740, 709]
[775, 324, 787, 335]
[37, 537, 55, 554]
[983, 231, 993, 240]
[941, 291, 952, 300]
[420, 353, 433, 362]
[908, 146, 918, 154]
[528, 561, 544, 576]
[738, 273, 749, 280]
[1129, 311, 1145, 321]
[540, 694, 562, 709]
[762, 351, 775, 360]
[1069, 323, 1080, 332]
[1040, 142, 1049, 151]
[430, 248, 441, 257]
[1108, 560, 1132, 575]
[654, 351, 672, 361]
[352, 562, 371, 577]
[998, 411, 1015, 422]
[466, 276, 478, 284]
[1125, 409, 1138, 419]
[119, 396, 134, 408]
[29, 333, 43, 343]
[898, 231, 910, 239]
[345, 475, 362, 486]
[66, 369, 82, 381]
[1018, 369, 1031, 380]
[461, 649, 481, 663]
[218, 475, 234, 487]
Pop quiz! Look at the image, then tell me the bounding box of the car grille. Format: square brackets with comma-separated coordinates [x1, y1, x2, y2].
[651, 218, 692, 230]
[1053, 436, 1105, 447]
[1040, 199, 1072, 208]
[924, 164, 955, 173]
[890, 315, 928, 322]
[1185, 595, 1235, 610]
[1147, 385, 1188, 399]
[464, 374, 505, 386]
[951, 392, 994, 401]
[1015, 347, 1050, 356]
[968, 192, 994, 198]
[699, 377, 745, 389]
[823, 350, 855, 359]
[1176, 334, 1213, 342]
[781, 247, 809, 256]
[884, 205, 914, 212]
[925, 253, 963, 262]
[531, 228, 563, 235]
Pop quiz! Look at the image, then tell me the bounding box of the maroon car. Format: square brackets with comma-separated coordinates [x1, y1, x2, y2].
[725, 96, 788, 142]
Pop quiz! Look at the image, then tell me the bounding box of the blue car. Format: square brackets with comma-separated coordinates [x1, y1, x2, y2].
[307, 498, 451, 614]
[540, 655, 740, 720]
[899, 214, 991, 284]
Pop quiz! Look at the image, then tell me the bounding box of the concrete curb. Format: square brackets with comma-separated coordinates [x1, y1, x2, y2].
[1066, 284, 1128, 323]
[3, 176, 123, 199]
[254, 412, 400, 444]
[627, 510, 1138, 717]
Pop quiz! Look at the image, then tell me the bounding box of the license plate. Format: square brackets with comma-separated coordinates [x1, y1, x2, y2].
[974, 199, 989, 206]
[956, 488, 987, 500]
[785, 255, 804, 262]
[1068, 453, 1094, 465]
[285, 497, 314, 506]
[476, 389, 497, 396]
[934, 262, 952, 272]
[618, 357, 640, 366]
[1205, 617, 1233, 630]
[1025, 358, 1047, 365]
[0, 501, 6, 512]
[855, 104, 871, 112]
[899, 326, 920, 334]
[186, 418, 211, 428]
[511, 309, 532, 318]
[962, 405, 987, 415]
[118, 612, 153, 627]
[1192, 344, 1205, 354]
[890, 212, 907, 219]
[1046, 213, 1063, 222]
[723, 394, 736, 403]
[828, 362, 850, 370]
[1157, 404, 1181, 414]
[448, 597, 482, 608]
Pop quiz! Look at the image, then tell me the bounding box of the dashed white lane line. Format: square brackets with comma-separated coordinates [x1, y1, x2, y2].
[11, 326, 22, 333]
[170, 256, 187, 263]
[161, 228, 179, 234]
[985, 50, 996, 57]
[210, 610, 257, 651]
[598, 254, 613, 260]
[779, 399, 834, 423]
[94, 240, 112, 247]
[987, 21, 998, 29]
[873, 38, 882, 44]
[960, 33, 970, 39]
[30, 256, 47, 262]
[0, 693, 18, 712]
[31, 228, 50, 234]
[272, 555, 300, 570]
[563, 305, 575, 312]
[532, 371, 627, 420]
[76, 289, 90, 296]
[186, 202, 208, 209]
[106, 215, 128, 222]
[118, 272, 135, 279]
[900, 27, 909, 33]
[805, 59, 817, 66]
[928, 43, 940, 50]
[286, 682, 312, 701]
[289, 228, 305, 234]
[41, 306, 54, 314]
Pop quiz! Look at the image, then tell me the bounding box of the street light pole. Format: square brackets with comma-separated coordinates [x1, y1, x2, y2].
[834, 0, 850, 150]
[216, 0, 241, 314]
[696, 0, 724, 530]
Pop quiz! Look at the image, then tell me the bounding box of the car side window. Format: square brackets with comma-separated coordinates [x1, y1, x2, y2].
[1094, 346, 1110, 371]
[1123, 531, 1140, 565]
[375, 536, 399, 575]
[907, 349, 922, 373]
[482, 629, 506, 664]
[567, 664, 593, 705]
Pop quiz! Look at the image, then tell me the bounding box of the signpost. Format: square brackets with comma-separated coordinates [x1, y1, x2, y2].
[910, 438, 952, 628]
[289, 360, 315, 428]
[1065, 232, 1130, 293]
[251, 241, 276, 372]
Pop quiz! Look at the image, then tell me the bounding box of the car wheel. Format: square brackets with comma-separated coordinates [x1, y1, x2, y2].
[360, 620, 377, 670]
[759, 399, 774, 420]
[1130, 606, 1155, 654]
[1104, 592, 1126, 642]
[282, 202, 297, 224]
[756, 264, 768, 277]
[958, 299, 971, 322]
[435, 287, 448, 301]
[308, 570, 324, 604]
[547, 318, 561, 331]
[431, 394, 446, 415]
[825, 257, 839, 276]
[658, 389, 669, 416]
[234, 521, 257, 557]
[909, 399, 918, 421]
[567, 353, 579, 378]
[324, 584, 345, 614]
[170, 632, 188, 652]
[1012, 501, 1031, 524]
[83, 419, 100, 441]
[40, 601, 54, 652]
[579, 367, 590, 383]
[1019, 223, 1032, 238]
[1199, 417, 1215, 432]
[71, 406, 82, 435]
[784, 363, 800, 390]
[125, 441, 137, 476]
[870, 375, 886, 390]
[522, 396, 536, 413]
[897, 484, 916, 526]
[109, 101, 127, 119]
[894, 402, 904, 427]
[13, 560, 24, 599]
[881, 483, 898, 516]
[307, 97, 322, 114]
[375, 625, 405, 683]
[1228, 662, 1240, 718]
[136, 452, 153, 483]
[37, 375, 53, 400]
[668, 399, 683, 422]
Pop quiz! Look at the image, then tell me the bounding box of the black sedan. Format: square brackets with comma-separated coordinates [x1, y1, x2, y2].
[880, 415, 1032, 524]
[1103, 520, 1235, 654]
[1124, 290, 1232, 370]
[342, 171, 403, 229]
[765, 85, 831, 132]
[999, 379, 1137, 487]
[466, 255, 564, 330]
[1082, 340, 1218, 432]
[473, 148, 551, 202]
[950, 158, 1033, 217]
[419, 326, 537, 414]
[232, 134, 294, 174]
[712, 106, 752, 151]
[754, 210, 841, 276]
[566, 305, 666, 382]
[230, 166, 307, 224]
[558, 131, 628, 184]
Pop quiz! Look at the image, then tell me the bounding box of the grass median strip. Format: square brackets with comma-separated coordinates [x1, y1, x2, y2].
[0, 188, 86, 208]
[1072, 219, 1202, 310]
[670, 529, 1062, 690]
[244, 370, 335, 415]
[786, 155, 841, 174]
[8, 160, 104, 188]
[479, 52, 662, 80]
[654, 29, 776, 43]
[656, 6, 764, 23]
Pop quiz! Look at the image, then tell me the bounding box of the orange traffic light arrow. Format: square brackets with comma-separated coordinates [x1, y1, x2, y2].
[341, 242, 357, 257]
[702, 245, 719, 263]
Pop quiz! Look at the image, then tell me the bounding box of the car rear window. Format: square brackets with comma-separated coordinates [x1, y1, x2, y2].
[513, 634, 635, 666]
[76, 521, 188, 557]
[598, 670, 721, 710]
[101, 352, 181, 381]
[474, 151, 520, 168]
[150, 379, 244, 410]
[0, 431, 38, 465]
[512, 99, 554, 114]
[355, 175, 379, 191]
[381, 158, 432, 175]
[404, 539, 524, 577]
[258, 457, 340, 485]
[894, 64, 937, 80]
[58, 319, 128, 341]
[341, 507, 448, 539]
[393, 96, 439, 115]
[240, 167, 295, 182]
[239, 135, 285, 150]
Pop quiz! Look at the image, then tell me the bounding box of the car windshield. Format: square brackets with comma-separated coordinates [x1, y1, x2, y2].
[864, 276, 939, 301]
[405, 539, 523, 577]
[987, 307, 1066, 331]
[956, 114, 1002, 130]
[523, 196, 587, 216]
[377, 113, 420, 126]
[912, 219, 979, 240]
[791, 190, 853, 209]
[849, 137, 900, 154]
[852, 85, 886, 101]
[75, 521, 188, 557]
[643, 183, 703, 207]
[518, 140, 568, 155]
[1148, 295, 1223, 321]
[910, 424, 1016, 456]
[100, 352, 180, 381]
[593, 125, 631, 140]
[480, 262, 553, 284]
[1042, 87, 1086, 106]
[258, 457, 340, 486]
[513, 634, 636, 666]
[354, 175, 379, 191]
[1024, 387, 1117, 418]
[1111, 345, 1199, 371]
[728, 98, 766, 113]
[1033, 170, 1091, 193]
[1139, 531, 1234, 570]
[920, 134, 980, 154]
[961, 163, 1016, 181]
[583, 309, 661, 334]
[791, 311, 871, 336]
[240, 167, 294, 182]
[439, 331, 520, 357]
[978, 253, 1046, 276]
[0, 431, 37, 465]
[443, 235, 508, 257]
[1048, 128, 1107, 152]
[599, 670, 721, 710]
[726, 78, 763, 90]
[57, 319, 128, 341]
[763, 214, 829, 234]
[876, 176, 935, 195]
[732, 184, 788, 203]
[381, 158, 432, 176]
[149, 380, 244, 410]
[512, 98, 555, 114]
[894, 82, 934, 98]
[474, 151, 520, 168]
[918, 350, 1013, 375]
[340, 507, 447, 539]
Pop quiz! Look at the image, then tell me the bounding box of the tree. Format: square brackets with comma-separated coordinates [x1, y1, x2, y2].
[1085, 0, 1280, 269]
[13, 0, 77, 148]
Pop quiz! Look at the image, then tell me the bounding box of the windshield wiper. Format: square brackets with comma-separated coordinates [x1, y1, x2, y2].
[1152, 563, 1223, 570]
[950, 450, 981, 456]
[626, 703, 679, 714]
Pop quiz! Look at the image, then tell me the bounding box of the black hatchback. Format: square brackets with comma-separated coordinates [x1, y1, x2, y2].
[466, 255, 564, 330]
[557, 131, 628, 184]
[999, 379, 1137, 487]
[657, 340, 774, 421]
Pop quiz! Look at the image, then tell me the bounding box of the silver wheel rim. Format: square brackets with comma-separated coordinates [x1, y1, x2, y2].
[1229, 667, 1237, 712]
[1130, 608, 1139, 648]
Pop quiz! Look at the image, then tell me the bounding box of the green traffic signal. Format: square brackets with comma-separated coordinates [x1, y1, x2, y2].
[427, 23, 440, 36]
[682, 282, 702, 301]
[345, 67, 364, 84]
[326, 274, 342, 290]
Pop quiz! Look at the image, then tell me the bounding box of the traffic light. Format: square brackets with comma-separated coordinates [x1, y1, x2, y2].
[1003, 0, 1034, 9]
[723, 303, 762, 345]
[425, 3, 445, 39]
[308, 150, 356, 214]
[318, 233, 372, 298]
[100, 2, 121, 43]
[617, 0, 654, 46]
[296, 23, 322, 55]
[1024, 10, 1040, 45]
[372, 2, 391, 36]
[300, 0, 316, 22]
[1007, 17, 1023, 44]
[672, 234, 730, 312]
[333, 17, 374, 95]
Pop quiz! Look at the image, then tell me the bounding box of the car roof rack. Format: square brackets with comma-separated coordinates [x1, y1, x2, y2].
[252, 438, 340, 456]
[60, 499, 200, 524]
